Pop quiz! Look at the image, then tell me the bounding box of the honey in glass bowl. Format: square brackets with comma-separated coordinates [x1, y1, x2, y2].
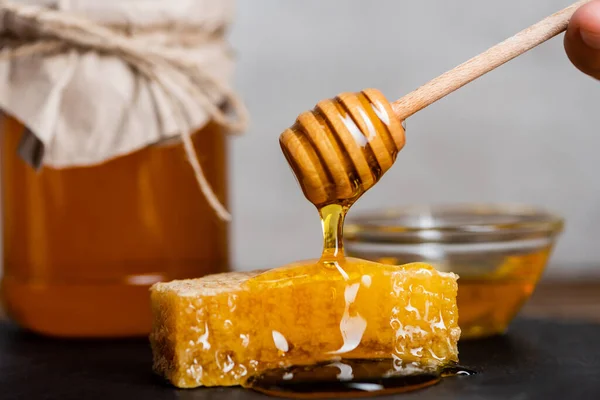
[344, 203, 564, 339]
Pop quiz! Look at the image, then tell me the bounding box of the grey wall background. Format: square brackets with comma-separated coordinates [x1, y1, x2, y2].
[228, 0, 600, 277]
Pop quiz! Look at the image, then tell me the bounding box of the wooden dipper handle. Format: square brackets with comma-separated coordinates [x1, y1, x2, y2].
[391, 0, 591, 120]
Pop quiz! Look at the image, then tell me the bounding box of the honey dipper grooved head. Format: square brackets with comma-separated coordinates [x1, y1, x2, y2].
[280, 89, 405, 207]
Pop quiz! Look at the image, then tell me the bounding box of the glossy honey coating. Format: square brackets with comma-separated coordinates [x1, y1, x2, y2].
[279, 89, 405, 207]
[150, 261, 459, 388]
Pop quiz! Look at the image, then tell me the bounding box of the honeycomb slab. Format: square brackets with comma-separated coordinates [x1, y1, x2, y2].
[150, 260, 460, 388]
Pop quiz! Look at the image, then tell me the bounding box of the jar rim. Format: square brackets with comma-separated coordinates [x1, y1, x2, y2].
[344, 203, 564, 244]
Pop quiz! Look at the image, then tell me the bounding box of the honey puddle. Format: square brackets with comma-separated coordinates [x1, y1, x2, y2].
[242, 204, 473, 398]
[246, 359, 475, 399]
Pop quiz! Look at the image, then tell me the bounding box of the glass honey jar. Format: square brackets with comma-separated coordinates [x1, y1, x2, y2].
[0, 0, 244, 337]
[1, 117, 229, 337]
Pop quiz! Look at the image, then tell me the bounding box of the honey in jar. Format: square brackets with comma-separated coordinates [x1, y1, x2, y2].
[1, 117, 229, 337]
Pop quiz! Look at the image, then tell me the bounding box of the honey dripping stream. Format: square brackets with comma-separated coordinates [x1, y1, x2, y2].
[245, 204, 474, 398]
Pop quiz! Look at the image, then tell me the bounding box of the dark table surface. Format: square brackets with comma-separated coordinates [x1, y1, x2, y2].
[1, 317, 600, 400]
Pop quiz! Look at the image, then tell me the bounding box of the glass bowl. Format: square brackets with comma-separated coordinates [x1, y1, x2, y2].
[344, 203, 564, 339]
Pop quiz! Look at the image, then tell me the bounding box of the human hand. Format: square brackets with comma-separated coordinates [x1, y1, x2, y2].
[565, 0, 600, 79]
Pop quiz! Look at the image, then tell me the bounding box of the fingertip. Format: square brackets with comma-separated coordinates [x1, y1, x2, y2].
[571, 0, 600, 33]
[572, 0, 600, 48]
[565, 0, 600, 79]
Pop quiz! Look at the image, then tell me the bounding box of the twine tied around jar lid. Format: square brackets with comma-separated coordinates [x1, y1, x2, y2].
[0, 0, 249, 221]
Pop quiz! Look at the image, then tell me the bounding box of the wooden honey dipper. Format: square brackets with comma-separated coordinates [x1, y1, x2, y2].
[280, 0, 590, 207]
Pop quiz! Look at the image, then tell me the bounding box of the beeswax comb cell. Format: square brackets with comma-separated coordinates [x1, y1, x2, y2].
[150, 261, 460, 388]
[279, 89, 406, 207]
